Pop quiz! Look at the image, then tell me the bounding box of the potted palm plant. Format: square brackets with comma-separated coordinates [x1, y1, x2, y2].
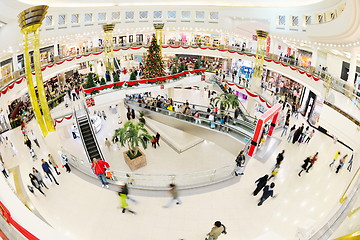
[113, 121, 152, 171]
[214, 93, 240, 115]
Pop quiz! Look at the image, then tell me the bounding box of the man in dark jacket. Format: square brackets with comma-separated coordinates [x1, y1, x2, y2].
[41, 159, 59, 185]
[258, 182, 275, 206]
[253, 174, 268, 196]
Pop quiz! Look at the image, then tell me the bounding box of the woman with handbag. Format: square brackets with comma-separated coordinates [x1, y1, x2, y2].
[58, 151, 71, 173]
[48, 153, 60, 175]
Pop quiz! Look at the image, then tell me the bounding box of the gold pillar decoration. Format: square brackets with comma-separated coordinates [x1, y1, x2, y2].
[153, 23, 165, 55]
[253, 30, 269, 79]
[18, 5, 55, 136]
[102, 24, 115, 72]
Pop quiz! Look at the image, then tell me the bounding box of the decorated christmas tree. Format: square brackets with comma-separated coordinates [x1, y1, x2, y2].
[142, 34, 166, 79]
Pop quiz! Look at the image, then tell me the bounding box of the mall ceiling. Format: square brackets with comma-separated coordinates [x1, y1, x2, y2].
[18, 0, 325, 7]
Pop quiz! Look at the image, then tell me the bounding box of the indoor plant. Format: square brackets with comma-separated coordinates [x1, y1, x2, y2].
[113, 121, 152, 171]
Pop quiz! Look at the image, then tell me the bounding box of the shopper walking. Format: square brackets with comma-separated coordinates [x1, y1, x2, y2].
[253, 174, 269, 196]
[91, 158, 110, 188]
[151, 136, 157, 149]
[298, 157, 311, 176]
[32, 168, 48, 189]
[281, 119, 290, 137]
[41, 159, 59, 185]
[336, 154, 348, 174]
[258, 182, 276, 206]
[304, 129, 315, 144]
[59, 151, 71, 173]
[329, 151, 340, 167]
[306, 152, 319, 173]
[118, 184, 136, 214]
[235, 150, 246, 176]
[163, 183, 182, 208]
[105, 138, 112, 149]
[273, 150, 285, 171]
[205, 221, 226, 240]
[287, 125, 296, 142]
[24, 135, 32, 149]
[1, 162, 9, 178]
[155, 132, 161, 147]
[292, 124, 304, 144]
[30, 130, 40, 148]
[48, 153, 60, 175]
[29, 173, 46, 196]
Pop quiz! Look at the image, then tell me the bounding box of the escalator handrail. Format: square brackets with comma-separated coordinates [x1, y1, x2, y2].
[82, 102, 106, 162]
[125, 100, 253, 141]
[74, 108, 92, 163]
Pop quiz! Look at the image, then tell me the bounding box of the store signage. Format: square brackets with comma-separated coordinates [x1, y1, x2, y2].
[252, 35, 258, 41]
[160, 85, 164, 89]
[86, 98, 95, 107]
[201, 75, 206, 81]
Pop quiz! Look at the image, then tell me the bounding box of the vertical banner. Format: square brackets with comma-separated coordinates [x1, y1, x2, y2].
[201, 75, 206, 81]
[266, 36, 271, 55]
[287, 47, 291, 56]
[160, 85, 164, 89]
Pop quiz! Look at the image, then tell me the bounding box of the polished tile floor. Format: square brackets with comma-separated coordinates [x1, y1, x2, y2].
[1, 85, 358, 240]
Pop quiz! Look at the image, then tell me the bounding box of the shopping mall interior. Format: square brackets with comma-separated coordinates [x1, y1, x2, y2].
[0, 0, 359, 239]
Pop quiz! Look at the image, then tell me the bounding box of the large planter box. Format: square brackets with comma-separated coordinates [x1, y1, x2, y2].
[123, 150, 147, 171]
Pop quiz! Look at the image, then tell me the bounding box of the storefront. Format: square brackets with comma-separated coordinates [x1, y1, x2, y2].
[297, 49, 312, 68]
[264, 70, 304, 104]
[0, 58, 13, 82]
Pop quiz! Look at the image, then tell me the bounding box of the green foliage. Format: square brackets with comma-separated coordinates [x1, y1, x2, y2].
[178, 62, 186, 73]
[194, 61, 200, 70]
[214, 93, 240, 113]
[113, 121, 152, 158]
[142, 35, 166, 79]
[84, 73, 99, 95]
[100, 77, 106, 85]
[130, 71, 137, 80]
[171, 66, 178, 74]
[113, 74, 122, 89]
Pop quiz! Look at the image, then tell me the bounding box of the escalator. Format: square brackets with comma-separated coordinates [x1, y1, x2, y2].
[125, 100, 253, 155]
[114, 57, 121, 71]
[75, 108, 104, 163]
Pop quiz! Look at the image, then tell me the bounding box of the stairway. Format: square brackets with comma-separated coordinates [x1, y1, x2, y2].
[77, 115, 102, 161]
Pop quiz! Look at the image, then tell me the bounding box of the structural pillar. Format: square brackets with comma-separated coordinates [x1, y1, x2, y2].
[12, 53, 18, 71]
[311, 47, 318, 68]
[102, 24, 116, 73]
[167, 87, 174, 99]
[247, 30, 269, 116]
[18, 5, 53, 136]
[153, 23, 165, 55]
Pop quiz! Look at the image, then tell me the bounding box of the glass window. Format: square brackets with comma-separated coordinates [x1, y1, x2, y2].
[98, 13, 106, 21]
[45, 15, 53, 26]
[154, 11, 162, 19]
[168, 11, 176, 19]
[58, 14, 66, 25]
[210, 12, 219, 20]
[125, 11, 134, 20]
[85, 13, 93, 22]
[278, 15, 285, 25]
[71, 14, 79, 24]
[112, 12, 120, 20]
[291, 16, 299, 26]
[182, 11, 190, 19]
[196, 11, 204, 19]
[139, 11, 148, 19]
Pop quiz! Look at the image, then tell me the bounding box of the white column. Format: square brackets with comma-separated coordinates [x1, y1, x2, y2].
[347, 49, 358, 87]
[53, 44, 59, 56]
[12, 53, 18, 71]
[167, 87, 174, 99]
[311, 47, 318, 67]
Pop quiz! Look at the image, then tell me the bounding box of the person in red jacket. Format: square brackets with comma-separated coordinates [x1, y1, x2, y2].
[91, 158, 110, 188]
[306, 152, 318, 173]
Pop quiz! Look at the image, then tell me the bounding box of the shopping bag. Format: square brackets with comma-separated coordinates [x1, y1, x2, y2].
[106, 170, 113, 179]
